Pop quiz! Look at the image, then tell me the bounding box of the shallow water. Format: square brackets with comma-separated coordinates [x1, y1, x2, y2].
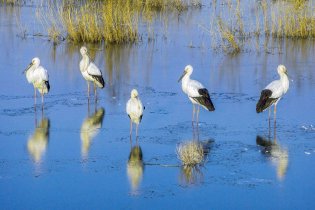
[1, 2, 315, 210]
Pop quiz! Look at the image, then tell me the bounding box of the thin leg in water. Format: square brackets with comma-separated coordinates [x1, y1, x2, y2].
[196, 106, 200, 125]
[34, 87, 37, 111]
[129, 119, 133, 137]
[41, 93, 44, 112]
[94, 83, 97, 102]
[268, 107, 271, 138]
[273, 121, 277, 144]
[136, 123, 139, 138]
[274, 104, 277, 127]
[192, 104, 195, 124]
[87, 81, 90, 98]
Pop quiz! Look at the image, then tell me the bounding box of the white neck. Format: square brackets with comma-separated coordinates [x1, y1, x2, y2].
[280, 73, 289, 93]
[181, 73, 191, 94]
[80, 55, 90, 72]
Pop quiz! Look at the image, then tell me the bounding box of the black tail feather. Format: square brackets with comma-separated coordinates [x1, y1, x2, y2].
[45, 81, 50, 92]
[256, 89, 277, 113]
[194, 88, 215, 111]
[92, 75, 105, 88]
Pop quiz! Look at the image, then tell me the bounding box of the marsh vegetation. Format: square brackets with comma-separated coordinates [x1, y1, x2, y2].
[208, 0, 315, 54]
[36, 0, 201, 44]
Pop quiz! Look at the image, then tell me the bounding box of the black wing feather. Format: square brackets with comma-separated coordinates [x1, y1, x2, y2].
[256, 89, 278, 113]
[192, 88, 215, 111]
[90, 74, 105, 88]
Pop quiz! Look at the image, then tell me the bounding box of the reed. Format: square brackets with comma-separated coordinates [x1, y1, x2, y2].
[37, 0, 200, 44]
[208, 0, 315, 54]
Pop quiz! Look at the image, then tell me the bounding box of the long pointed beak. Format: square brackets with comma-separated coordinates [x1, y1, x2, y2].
[178, 71, 187, 82]
[23, 62, 32, 74]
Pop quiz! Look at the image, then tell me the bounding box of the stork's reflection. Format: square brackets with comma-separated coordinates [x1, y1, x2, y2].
[27, 109, 50, 165]
[256, 125, 289, 180]
[80, 102, 105, 160]
[127, 142, 144, 194]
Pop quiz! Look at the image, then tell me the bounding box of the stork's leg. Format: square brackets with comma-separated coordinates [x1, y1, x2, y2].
[94, 83, 97, 101]
[274, 104, 277, 128]
[273, 122, 277, 144]
[136, 123, 139, 138]
[87, 97, 90, 116]
[196, 106, 200, 125]
[268, 107, 271, 137]
[129, 120, 133, 137]
[87, 81, 90, 98]
[192, 104, 195, 123]
[41, 93, 44, 112]
[34, 87, 37, 112]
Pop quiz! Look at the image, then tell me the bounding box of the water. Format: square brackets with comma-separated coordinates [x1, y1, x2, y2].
[1, 3, 315, 210]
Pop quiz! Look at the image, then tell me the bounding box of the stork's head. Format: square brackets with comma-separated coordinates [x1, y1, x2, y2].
[277, 65, 288, 76]
[131, 89, 139, 98]
[80, 46, 88, 56]
[178, 65, 193, 82]
[23, 57, 40, 73]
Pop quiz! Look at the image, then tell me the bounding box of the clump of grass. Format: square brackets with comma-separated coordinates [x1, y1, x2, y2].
[176, 141, 204, 166]
[217, 17, 241, 54]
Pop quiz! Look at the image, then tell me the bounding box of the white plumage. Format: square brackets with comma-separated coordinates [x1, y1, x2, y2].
[178, 65, 215, 123]
[80, 46, 105, 99]
[126, 89, 144, 137]
[256, 65, 289, 122]
[24, 57, 50, 107]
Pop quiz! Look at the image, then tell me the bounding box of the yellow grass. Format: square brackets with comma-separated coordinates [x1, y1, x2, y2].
[208, 0, 315, 54]
[176, 141, 204, 166]
[36, 0, 200, 44]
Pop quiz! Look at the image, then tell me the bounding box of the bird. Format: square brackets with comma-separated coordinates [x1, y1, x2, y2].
[126, 89, 144, 138]
[256, 65, 289, 124]
[178, 65, 215, 124]
[79, 46, 105, 100]
[23, 57, 50, 109]
[80, 107, 105, 159]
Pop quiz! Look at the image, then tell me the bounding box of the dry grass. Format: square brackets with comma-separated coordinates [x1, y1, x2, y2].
[176, 141, 204, 166]
[269, 0, 315, 38]
[207, 0, 315, 54]
[36, 0, 200, 44]
[0, 0, 21, 5]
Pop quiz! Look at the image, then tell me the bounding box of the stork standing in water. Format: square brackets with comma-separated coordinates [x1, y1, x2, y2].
[178, 65, 215, 124]
[23, 57, 50, 110]
[79, 46, 105, 100]
[256, 65, 289, 125]
[126, 89, 144, 138]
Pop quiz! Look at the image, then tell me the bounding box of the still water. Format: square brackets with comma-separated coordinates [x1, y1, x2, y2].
[0, 2, 315, 210]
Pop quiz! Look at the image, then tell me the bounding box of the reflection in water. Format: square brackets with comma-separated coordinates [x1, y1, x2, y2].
[127, 145, 144, 194]
[27, 116, 50, 164]
[178, 124, 213, 185]
[80, 107, 105, 159]
[179, 165, 204, 185]
[256, 130, 289, 180]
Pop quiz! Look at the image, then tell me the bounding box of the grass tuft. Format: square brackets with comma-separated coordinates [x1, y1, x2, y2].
[177, 141, 204, 166]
